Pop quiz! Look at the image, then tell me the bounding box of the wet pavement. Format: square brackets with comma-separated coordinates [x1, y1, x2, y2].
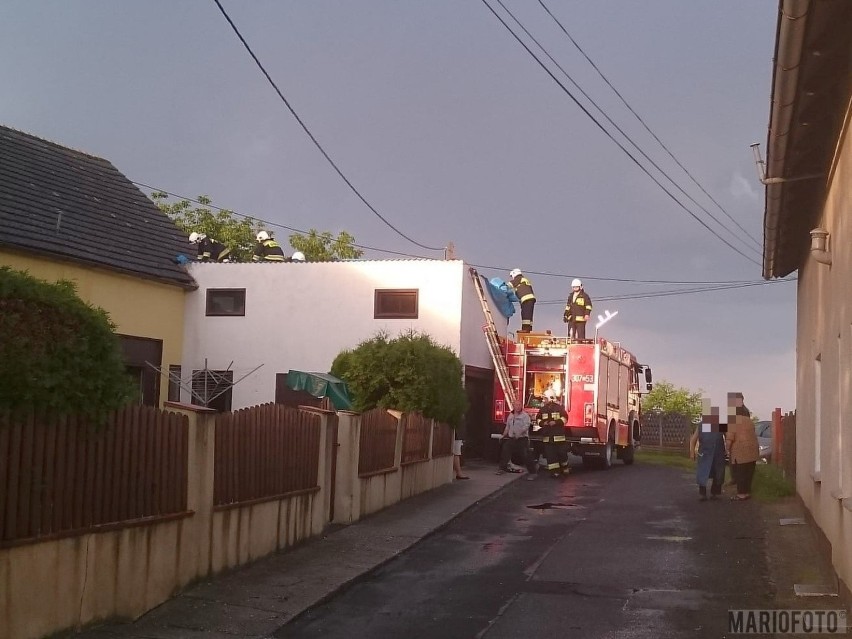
[73, 458, 847, 639]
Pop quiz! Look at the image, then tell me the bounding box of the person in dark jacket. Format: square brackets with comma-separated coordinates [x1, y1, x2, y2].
[538, 389, 570, 477]
[189, 232, 231, 262]
[253, 231, 287, 262]
[564, 278, 593, 340]
[509, 268, 536, 333]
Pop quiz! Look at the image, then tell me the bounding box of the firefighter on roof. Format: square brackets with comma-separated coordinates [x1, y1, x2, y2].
[253, 231, 287, 262]
[538, 389, 570, 477]
[508, 268, 536, 333]
[189, 232, 231, 262]
[564, 278, 593, 340]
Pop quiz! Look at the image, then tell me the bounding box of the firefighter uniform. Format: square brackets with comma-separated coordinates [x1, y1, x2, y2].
[253, 238, 287, 262]
[564, 289, 593, 340]
[197, 237, 231, 262]
[510, 273, 536, 333]
[538, 399, 570, 477]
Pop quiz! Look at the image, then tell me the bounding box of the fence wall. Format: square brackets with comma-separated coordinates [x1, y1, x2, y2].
[780, 410, 797, 482]
[1, 404, 453, 639]
[640, 412, 693, 452]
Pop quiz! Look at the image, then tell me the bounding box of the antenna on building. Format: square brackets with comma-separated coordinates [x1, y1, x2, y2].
[444, 242, 456, 260]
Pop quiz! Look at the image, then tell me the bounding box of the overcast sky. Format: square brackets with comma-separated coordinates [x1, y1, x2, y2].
[0, 1, 794, 420]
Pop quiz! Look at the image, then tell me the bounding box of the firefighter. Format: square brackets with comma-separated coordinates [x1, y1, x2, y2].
[508, 268, 536, 333]
[253, 231, 287, 262]
[538, 389, 570, 477]
[564, 278, 593, 340]
[189, 232, 231, 263]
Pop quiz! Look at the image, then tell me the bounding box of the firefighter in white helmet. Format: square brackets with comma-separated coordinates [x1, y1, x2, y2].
[508, 268, 536, 333]
[564, 278, 593, 340]
[252, 231, 286, 262]
[189, 232, 231, 263]
[291, 251, 306, 262]
[538, 388, 570, 477]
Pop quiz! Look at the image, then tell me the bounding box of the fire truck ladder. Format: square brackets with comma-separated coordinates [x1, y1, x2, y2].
[469, 267, 517, 410]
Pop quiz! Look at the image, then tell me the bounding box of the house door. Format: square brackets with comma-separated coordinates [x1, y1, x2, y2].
[464, 365, 494, 460]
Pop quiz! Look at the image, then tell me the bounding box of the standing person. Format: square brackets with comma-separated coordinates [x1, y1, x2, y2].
[563, 279, 593, 340]
[726, 405, 760, 501]
[499, 403, 536, 479]
[253, 231, 287, 262]
[508, 268, 536, 333]
[539, 389, 570, 478]
[689, 421, 726, 501]
[453, 421, 469, 480]
[189, 232, 231, 262]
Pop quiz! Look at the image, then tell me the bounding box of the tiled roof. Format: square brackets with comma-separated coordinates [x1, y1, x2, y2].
[0, 126, 196, 288]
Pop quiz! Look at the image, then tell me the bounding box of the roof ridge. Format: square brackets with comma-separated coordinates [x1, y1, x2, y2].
[0, 124, 109, 163]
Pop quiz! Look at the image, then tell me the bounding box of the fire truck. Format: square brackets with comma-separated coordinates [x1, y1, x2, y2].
[470, 268, 652, 469]
[492, 332, 652, 468]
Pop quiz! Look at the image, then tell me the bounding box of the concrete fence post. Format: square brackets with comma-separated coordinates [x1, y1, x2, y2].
[332, 411, 361, 525]
[298, 406, 335, 535]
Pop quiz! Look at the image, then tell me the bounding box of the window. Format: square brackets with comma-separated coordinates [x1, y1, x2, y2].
[206, 289, 246, 316]
[191, 369, 233, 412]
[168, 365, 182, 403]
[374, 289, 418, 319]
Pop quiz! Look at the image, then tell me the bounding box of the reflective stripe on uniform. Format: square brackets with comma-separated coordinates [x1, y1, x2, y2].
[553, 436, 566, 442]
[546, 462, 561, 470]
[520, 293, 535, 303]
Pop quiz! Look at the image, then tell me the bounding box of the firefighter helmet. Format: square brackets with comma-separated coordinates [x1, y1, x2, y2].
[291, 251, 306, 262]
[256, 231, 270, 242]
[509, 268, 522, 279]
[543, 389, 556, 401]
[189, 232, 205, 243]
[571, 278, 582, 287]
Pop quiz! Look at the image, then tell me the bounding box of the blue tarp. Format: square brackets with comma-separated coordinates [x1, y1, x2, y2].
[486, 277, 518, 319]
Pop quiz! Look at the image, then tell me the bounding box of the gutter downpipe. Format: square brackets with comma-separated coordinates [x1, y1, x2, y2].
[764, 0, 809, 279]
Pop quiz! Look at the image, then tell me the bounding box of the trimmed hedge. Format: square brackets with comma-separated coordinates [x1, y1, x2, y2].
[331, 330, 467, 428]
[0, 267, 136, 417]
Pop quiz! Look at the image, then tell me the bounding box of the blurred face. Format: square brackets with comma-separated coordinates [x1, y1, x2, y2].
[572, 286, 580, 292]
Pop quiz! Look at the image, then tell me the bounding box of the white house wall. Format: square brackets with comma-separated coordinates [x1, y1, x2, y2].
[181, 259, 500, 409]
[796, 103, 852, 594]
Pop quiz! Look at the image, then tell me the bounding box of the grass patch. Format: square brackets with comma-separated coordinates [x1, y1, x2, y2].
[635, 449, 693, 470]
[751, 462, 796, 502]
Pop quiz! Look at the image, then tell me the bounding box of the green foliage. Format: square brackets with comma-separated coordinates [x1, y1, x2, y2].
[289, 229, 363, 261]
[152, 192, 259, 262]
[0, 267, 137, 418]
[643, 379, 703, 423]
[330, 330, 467, 427]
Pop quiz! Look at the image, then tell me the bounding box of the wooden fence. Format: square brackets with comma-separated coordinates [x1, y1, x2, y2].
[213, 403, 321, 507]
[401, 413, 431, 465]
[358, 408, 398, 476]
[0, 406, 188, 547]
[431, 422, 454, 458]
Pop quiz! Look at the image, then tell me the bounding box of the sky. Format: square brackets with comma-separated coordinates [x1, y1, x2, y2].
[0, 1, 795, 420]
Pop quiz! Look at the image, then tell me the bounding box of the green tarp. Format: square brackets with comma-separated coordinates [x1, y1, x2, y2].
[286, 370, 353, 411]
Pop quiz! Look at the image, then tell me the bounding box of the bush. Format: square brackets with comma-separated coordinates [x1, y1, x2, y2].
[331, 330, 467, 427]
[0, 267, 137, 418]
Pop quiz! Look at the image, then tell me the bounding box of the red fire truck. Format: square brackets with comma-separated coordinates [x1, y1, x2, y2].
[492, 332, 653, 469]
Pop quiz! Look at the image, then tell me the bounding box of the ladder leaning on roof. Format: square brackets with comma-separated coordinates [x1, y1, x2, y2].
[469, 267, 517, 410]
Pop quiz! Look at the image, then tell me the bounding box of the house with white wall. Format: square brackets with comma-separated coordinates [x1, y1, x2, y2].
[178, 259, 506, 456]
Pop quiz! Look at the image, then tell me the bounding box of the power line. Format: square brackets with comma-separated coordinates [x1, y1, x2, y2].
[493, 0, 761, 259]
[210, 0, 443, 252]
[137, 180, 761, 285]
[537, 0, 763, 251]
[535, 276, 796, 304]
[479, 0, 762, 269]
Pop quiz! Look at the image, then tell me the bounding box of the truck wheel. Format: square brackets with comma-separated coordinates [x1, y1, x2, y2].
[601, 440, 614, 470]
[622, 444, 635, 465]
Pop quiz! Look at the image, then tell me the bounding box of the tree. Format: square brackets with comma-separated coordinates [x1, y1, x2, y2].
[289, 229, 363, 261]
[643, 380, 703, 423]
[330, 330, 467, 427]
[152, 192, 259, 263]
[0, 267, 137, 418]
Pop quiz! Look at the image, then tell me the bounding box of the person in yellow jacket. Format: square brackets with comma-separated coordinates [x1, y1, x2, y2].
[564, 278, 593, 340]
[252, 231, 287, 262]
[509, 268, 536, 333]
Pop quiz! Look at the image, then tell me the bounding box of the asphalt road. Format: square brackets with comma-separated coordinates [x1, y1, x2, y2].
[279, 460, 772, 639]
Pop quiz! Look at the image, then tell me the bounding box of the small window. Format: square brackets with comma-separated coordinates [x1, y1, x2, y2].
[168, 365, 182, 403]
[374, 289, 418, 319]
[206, 289, 246, 316]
